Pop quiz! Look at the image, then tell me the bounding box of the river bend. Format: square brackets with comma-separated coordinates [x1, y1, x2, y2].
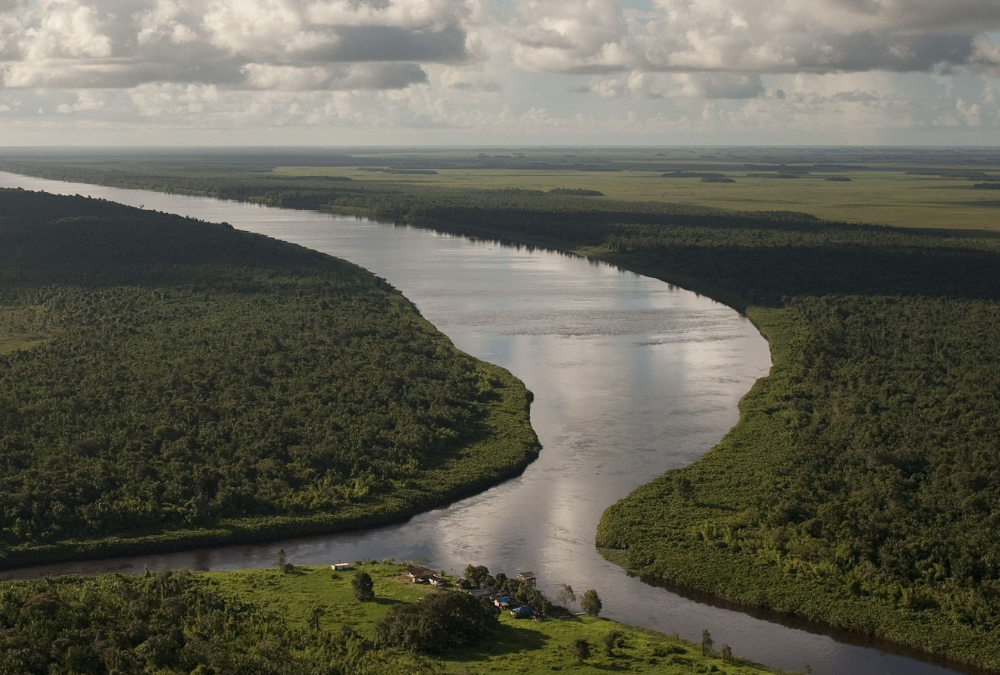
[0, 172, 973, 675]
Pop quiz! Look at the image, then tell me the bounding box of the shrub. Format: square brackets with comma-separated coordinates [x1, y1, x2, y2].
[352, 572, 375, 601]
[581, 589, 602, 617]
[375, 591, 498, 653]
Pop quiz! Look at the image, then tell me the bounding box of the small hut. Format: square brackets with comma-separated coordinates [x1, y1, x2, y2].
[406, 566, 438, 584]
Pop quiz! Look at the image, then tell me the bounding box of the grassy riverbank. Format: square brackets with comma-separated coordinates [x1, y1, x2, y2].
[5, 155, 1000, 670]
[0, 563, 791, 674]
[0, 189, 539, 570]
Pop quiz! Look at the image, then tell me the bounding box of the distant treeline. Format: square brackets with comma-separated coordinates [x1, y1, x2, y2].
[359, 168, 439, 175]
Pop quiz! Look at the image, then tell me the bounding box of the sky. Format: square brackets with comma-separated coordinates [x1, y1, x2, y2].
[1, 0, 1000, 146]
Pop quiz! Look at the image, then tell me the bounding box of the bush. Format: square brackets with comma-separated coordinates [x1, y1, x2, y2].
[603, 630, 625, 655]
[352, 572, 375, 601]
[375, 591, 499, 653]
[581, 589, 602, 617]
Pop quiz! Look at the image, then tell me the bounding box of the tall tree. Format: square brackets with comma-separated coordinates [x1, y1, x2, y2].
[581, 589, 602, 617]
[556, 583, 576, 611]
[701, 629, 714, 656]
[353, 571, 375, 601]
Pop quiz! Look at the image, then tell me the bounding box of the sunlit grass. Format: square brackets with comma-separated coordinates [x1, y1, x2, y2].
[272, 166, 1000, 231]
[210, 564, 792, 675]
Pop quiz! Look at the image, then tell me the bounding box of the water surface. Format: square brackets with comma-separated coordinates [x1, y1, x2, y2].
[0, 172, 974, 675]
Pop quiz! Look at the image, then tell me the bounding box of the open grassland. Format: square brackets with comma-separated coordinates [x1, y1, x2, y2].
[6, 145, 1000, 231]
[271, 166, 1000, 231]
[5, 152, 1000, 669]
[0, 563, 790, 675]
[0, 189, 539, 570]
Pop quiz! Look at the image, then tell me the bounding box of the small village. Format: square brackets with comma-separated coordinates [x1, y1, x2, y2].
[334, 561, 558, 620]
[407, 565, 546, 619]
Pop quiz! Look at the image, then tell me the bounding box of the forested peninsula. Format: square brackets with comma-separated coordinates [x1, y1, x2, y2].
[0, 188, 538, 569]
[4, 160, 1000, 670]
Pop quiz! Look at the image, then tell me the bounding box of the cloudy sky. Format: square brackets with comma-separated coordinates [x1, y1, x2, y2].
[2, 0, 1000, 145]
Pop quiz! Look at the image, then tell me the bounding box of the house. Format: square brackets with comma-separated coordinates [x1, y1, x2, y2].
[516, 572, 537, 588]
[494, 596, 513, 608]
[428, 576, 446, 587]
[330, 563, 353, 571]
[510, 605, 534, 618]
[406, 566, 439, 584]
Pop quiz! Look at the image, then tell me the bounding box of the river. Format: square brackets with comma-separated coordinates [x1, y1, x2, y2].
[0, 171, 977, 675]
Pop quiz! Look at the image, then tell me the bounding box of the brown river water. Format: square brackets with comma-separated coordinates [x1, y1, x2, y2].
[0, 171, 981, 675]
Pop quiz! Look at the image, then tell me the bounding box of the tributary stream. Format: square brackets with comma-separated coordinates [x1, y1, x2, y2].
[0, 171, 977, 675]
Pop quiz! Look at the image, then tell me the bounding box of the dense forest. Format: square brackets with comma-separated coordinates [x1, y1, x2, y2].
[0, 189, 538, 568]
[5, 159, 1000, 669]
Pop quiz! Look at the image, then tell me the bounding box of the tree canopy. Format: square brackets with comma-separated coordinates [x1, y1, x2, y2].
[0, 189, 538, 567]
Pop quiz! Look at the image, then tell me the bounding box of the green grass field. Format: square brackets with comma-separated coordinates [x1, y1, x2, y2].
[210, 563, 789, 675]
[272, 166, 1000, 231]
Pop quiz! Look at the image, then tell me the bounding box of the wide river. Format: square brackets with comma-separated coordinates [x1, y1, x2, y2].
[0, 171, 977, 675]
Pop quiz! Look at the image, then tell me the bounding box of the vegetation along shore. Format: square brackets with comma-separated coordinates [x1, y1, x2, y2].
[4, 150, 1000, 670]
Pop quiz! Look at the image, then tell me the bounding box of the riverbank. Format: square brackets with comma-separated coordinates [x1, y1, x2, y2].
[0, 189, 539, 572]
[415, 221, 1000, 672]
[0, 562, 794, 674]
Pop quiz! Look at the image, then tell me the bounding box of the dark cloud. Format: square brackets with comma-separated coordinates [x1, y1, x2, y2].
[832, 90, 882, 103]
[787, 32, 976, 73]
[1, 59, 427, 90]
[2, 61, 239, 89]
[512, 0, 1000, 77]
[0, 0, 463, 90]
[328, 62, 428, 90]
[691, 74, 766, 99]
[301, 25, 468, 63]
